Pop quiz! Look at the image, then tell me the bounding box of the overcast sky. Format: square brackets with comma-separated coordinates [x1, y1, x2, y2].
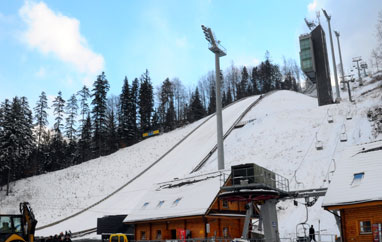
[0, 0, 380, 111]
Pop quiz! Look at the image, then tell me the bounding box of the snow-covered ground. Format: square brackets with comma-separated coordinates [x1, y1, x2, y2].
[0, 77, 381, 239]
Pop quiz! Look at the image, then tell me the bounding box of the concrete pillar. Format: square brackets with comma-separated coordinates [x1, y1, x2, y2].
[261, 199, 280, 242]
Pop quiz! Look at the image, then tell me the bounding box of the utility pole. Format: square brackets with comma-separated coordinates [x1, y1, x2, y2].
[322, 9, 341, 102]
[201, 25, 226, 170]
[334, 31, 352, 102]
[353, 57, 363, 85]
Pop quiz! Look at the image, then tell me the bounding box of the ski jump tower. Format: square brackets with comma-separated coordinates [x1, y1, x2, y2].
[299, 25, 334, 106]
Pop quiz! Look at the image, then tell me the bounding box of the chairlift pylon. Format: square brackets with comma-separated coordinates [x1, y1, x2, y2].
[315, 132, 323, 150]
[340, 124, 348, 142]
[327, 109, 334, 123]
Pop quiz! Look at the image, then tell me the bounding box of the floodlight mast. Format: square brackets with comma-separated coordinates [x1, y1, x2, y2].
[322, 9, 341, 102]
[334, 31, 353, 102]
[201, 25, 226, 170]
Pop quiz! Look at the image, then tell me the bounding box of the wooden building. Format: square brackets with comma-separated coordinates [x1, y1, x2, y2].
[322, 141, 382, 242]
[123, 171, 250, 240]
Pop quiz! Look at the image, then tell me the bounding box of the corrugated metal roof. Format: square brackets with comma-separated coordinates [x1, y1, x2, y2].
[322, 140, 382, 208]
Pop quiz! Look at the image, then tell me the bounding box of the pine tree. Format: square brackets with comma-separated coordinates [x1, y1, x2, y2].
[0, 99, 16, 181]
[52, 91, 66, 134]
[77, 85, 91, 129]
[34, 91, 49, 152]
[159, 78, 174, 128]
[237, 66, 249, 99]
[251, 67, 260, 95]
[208, 84, 216, 114]
[226, 86, 233, 104]
[189, 87, 206, 122]
[78, 114, 92, 163]
[91, 72, 110, 157]
[19, 97, 35, 176]
[130, 78, 139, 142]
[119, 76, 130, 144]
[164, 100, 176, 131]
[65, 94, 78, 142]
[106, 107, 118, 154]
[0, 97, 35, 181]
[139, 69, 154, 132]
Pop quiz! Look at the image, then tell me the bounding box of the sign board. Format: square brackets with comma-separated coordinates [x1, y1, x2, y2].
[178, 229, 186, 242]
[142, 129, 160, 138]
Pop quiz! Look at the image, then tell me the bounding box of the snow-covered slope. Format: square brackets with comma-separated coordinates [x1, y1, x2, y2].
[0, 78, 380, 239]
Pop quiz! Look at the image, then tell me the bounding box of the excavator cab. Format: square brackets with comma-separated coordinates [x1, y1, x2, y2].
[0, 202, 37, 242]
[0, 215, 25, 242]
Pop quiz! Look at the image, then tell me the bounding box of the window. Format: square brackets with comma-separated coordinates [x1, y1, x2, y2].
[156, 230, 162, 239]
[172, 197, 182, 206]
[222, 200, 229, 208]
[142, 202, 149, 208]
[360, 221, 372, 234]
[141, 231, 146, 240]
[352, 172, 364, 186]
[12, 217, 22, 233]
[157, 200, 165, 208]
[223, 227, 229, 238]
[0, 216, 12, 233]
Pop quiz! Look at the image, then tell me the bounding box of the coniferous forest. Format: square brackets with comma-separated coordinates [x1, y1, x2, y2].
[0, 54, 303, 187]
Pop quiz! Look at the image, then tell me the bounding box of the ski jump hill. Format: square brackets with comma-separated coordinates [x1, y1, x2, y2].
[1, 78, 381, 238]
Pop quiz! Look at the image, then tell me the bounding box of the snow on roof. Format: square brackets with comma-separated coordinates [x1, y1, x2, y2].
[123, 171, 228, 223]
[322, 140, 382, 208]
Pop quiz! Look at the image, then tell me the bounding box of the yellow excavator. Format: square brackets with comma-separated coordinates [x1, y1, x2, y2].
[0, 202, 37, 242]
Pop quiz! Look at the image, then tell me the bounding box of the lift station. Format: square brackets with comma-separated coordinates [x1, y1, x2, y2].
[220, 163, 328, 242]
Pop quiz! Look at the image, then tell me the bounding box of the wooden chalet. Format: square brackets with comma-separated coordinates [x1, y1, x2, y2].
[322, 140, 382, 242]
[123, 171, 251, 240]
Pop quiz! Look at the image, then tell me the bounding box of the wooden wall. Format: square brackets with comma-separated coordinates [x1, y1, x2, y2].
[341, 204, 382, 242]
[134, 216, 244, 240]
[133, 195, 248, 240]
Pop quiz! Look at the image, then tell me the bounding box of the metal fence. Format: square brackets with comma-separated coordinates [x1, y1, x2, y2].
[280, 233, 338, 242]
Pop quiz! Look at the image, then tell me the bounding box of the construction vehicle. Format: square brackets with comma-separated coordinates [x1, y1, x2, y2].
[0, 202, 37, 242]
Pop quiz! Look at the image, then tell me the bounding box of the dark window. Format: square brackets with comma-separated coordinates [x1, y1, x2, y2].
[171, 229, 177, 239]
[111, 236, 118, 242]
[222, 200, 229, 208]
[141, 231, 146, 240]
[223, 227, 229, 238]
[360, 221, 372, 234]
[156, 230, 162, 239]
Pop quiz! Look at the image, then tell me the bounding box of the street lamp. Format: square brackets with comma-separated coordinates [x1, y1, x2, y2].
[334, 31, 352, 102]
[322, 9, 341, 102]
[201, 25, 226, 170]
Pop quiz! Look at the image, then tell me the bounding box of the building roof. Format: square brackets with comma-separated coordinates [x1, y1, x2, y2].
[322, 140, 382, 208]
[123, 171, 228, 223]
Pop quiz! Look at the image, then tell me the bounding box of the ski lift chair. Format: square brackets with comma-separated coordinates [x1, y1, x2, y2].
[315, 132, 323, 150]
[346, 109, 352, 120]
[340, 124, 348, 142]
[327, 109, 333, 123]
